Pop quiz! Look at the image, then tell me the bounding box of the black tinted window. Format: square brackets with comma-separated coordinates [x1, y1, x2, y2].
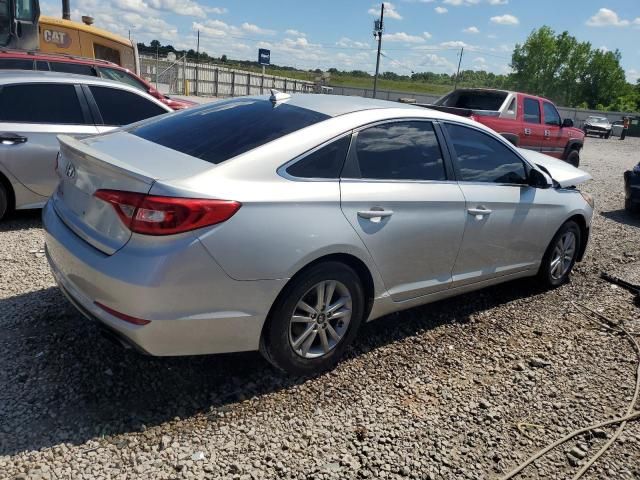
[36, 61, 50, 70]
[543, 102, 560, 126]
[90, 86, 167, 126]
[286, 136, 350, 179]
[0, 83, 85, 124]
[130, 98, 330, 165]
[0, 58, 34, 70]
[445, 123, 527, 184]
[437, 90, 507, 111]
[50, 62, 96, 76]
[523, 98, 540, 124]
[352, 121, 446, 181]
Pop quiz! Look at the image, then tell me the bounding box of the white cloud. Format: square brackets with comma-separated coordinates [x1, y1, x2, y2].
[204, 6, 227, 14]
[443, 0, 480, 5]
[241, 22, 276, 35]
[599, 45, 609, 53]
[114, 0, 220, 18]
[368, 2, 402, 20]
[336, 37, 371, 48]
[463, 26, 480, 34]
[435, 6, 448, 14]
[586, 8, 630, 27]
[423, 31, 432, 39]
[439, 40, 470, 49]
[628, 69, 639, 83]
[285, 29, 306, 37]
[385, 32, 425, 43]
[490, 14, 519, 25]
[488, 0, 507, 4]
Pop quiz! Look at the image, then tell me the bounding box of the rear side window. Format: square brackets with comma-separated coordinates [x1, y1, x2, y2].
[50, 62, 96, 77]
[286, 136, 350, 179]
[436, 90, 508, 111]
[350, 121, 446, 181]
[0, 58, 34, 69]
[130, 98, 330, 165]
[89, 86, 167, 126]
[523, 98, 541, 124]
[445, 123, 527, 184]
[0, 83, 85, 124]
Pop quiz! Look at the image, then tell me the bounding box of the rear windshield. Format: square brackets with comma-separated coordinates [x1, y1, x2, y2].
[435, 90, 508, 111]
[129, 98, 330, 165]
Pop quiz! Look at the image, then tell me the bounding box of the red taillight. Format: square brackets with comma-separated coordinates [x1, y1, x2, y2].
[94, 189, 241, 236]
[94, 301, 151, 326]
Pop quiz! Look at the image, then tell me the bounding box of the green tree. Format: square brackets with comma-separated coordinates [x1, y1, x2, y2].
[579, 49, 627, 109]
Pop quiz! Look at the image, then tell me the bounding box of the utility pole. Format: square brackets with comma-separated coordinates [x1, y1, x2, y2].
[155, 42, 159, 90]
[195, 29, 200, 96]
[454, 47, 464, 90]
[373, 3, 384, 98]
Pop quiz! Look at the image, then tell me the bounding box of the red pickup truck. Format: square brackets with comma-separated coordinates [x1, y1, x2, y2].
[427, 89, 585, 166]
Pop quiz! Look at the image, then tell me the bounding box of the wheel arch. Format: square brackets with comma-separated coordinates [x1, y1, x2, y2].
[562, 139, 583, 160]
[0, 169, 16, 214]
[567, 214, 589, 261]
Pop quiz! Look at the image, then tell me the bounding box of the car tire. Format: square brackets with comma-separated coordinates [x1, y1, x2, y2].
[260, 261, 365, 375]
[566, 150, 580, 167]
[626, 198, 639, 213]
[0, 183, 8, 222]
[605, 131, 611, 139]
[537, 220, 582, 288]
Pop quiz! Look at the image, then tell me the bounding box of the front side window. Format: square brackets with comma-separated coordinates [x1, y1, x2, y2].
[543, 102, 561, 126]
[98, 67, 147, 92]
[351, 121, 446, 181]
[0, 58, 34, 70]
[89, 86, 167, 126]
[15, 0, 35, 21]
[0, 83, 85, 124]
[286, 136, 350, 179]
[50, 62, 96, 77]
[523, 98, 541, 124]
[445, 123, 527, 184]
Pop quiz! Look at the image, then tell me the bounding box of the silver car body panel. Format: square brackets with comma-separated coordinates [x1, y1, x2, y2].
[0, 71, 172, 211]
[518, 148, 592, 187]
[43, 95, 594, 355]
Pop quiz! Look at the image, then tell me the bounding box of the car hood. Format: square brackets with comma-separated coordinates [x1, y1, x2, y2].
[518, 148, 592, 188]
[585, 120, 610, 127]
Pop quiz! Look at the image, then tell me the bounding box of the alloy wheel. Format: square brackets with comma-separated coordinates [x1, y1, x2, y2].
[550, 231, 576, 280]
[288, 280, 352, 359]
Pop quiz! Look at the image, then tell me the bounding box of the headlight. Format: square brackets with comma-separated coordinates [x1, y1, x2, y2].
[580, 191, 594, 208]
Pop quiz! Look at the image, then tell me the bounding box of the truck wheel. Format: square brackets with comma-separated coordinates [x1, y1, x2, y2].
[0, 184, 8, 222]
[566, 150, 580, 167]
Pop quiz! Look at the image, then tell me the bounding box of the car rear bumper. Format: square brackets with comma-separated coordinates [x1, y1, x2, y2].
[43, 200, 286, 356]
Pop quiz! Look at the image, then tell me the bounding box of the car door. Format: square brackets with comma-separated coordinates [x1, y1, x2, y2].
[83, 84, 169, 133]
[339, 120, 467, 301]
[443, 122, 550, 287]
[541, 101, 564, 159]
[0, 82, 98, 197]
[520, 96, 544, 151]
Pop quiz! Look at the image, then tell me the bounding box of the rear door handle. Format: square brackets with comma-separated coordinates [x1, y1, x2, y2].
[0, 133, 28, 145]
[357, 209, 394, 221]
[468, 207, 492, 217]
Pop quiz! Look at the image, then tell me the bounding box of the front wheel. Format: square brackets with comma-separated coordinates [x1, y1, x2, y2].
[260, 262, 365, 375]
[537, 220, 581, 287]
[0, 183, 8, 222]
[566, 150, 580, 167]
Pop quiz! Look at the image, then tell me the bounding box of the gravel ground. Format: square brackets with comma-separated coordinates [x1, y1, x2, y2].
[1, 137, 639, 480]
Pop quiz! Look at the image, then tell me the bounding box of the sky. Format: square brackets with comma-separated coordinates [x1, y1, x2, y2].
[41, 0, 640, 82]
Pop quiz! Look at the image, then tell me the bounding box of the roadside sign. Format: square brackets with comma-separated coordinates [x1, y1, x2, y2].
[258, 48, 270, 65]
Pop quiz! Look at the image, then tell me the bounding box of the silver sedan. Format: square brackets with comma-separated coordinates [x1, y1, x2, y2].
[44, 93, 594, 375]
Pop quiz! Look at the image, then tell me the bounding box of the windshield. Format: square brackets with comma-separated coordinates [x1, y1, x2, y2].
[130, 98, 330, 165]
[587, 117, 607, 123]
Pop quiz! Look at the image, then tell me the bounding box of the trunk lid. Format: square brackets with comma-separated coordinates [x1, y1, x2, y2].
[518, 148, 592, 188]
[53, 132, 215, 254]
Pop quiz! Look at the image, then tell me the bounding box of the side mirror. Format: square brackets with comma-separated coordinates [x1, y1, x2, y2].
[562, 118, 574, 128]
[528, 168, 552, 189]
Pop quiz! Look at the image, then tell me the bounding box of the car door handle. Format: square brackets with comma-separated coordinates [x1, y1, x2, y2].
[0, 133, 28, 145]
[468, 207, 492, 216]
[357, 209, 394, 220]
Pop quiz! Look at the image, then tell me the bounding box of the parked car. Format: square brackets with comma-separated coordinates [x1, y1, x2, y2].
[44, 93, 594, 375]
[0, 50, 196, 110]
[583, 116, 612, 138]
[0, 71, 173, 221]
[624, 162, 640, 213]
[428, 89, 585, 166]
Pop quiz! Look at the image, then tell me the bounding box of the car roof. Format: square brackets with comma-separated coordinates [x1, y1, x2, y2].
[252, 93, 430, 117]
[0, 49, 119, 67]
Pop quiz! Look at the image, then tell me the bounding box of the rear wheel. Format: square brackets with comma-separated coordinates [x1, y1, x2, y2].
[0, 183, 8, 222]
[537, 220, 581, 287]
[566, 149, 580, 167]
[260, 262, 365, 375]
[626, 198, 639, 213]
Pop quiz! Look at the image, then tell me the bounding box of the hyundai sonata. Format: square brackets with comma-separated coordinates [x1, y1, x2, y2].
[44, 92, 594, 375]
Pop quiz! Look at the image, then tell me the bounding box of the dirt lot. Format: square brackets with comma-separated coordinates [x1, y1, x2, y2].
[1, 137, 639, 480]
